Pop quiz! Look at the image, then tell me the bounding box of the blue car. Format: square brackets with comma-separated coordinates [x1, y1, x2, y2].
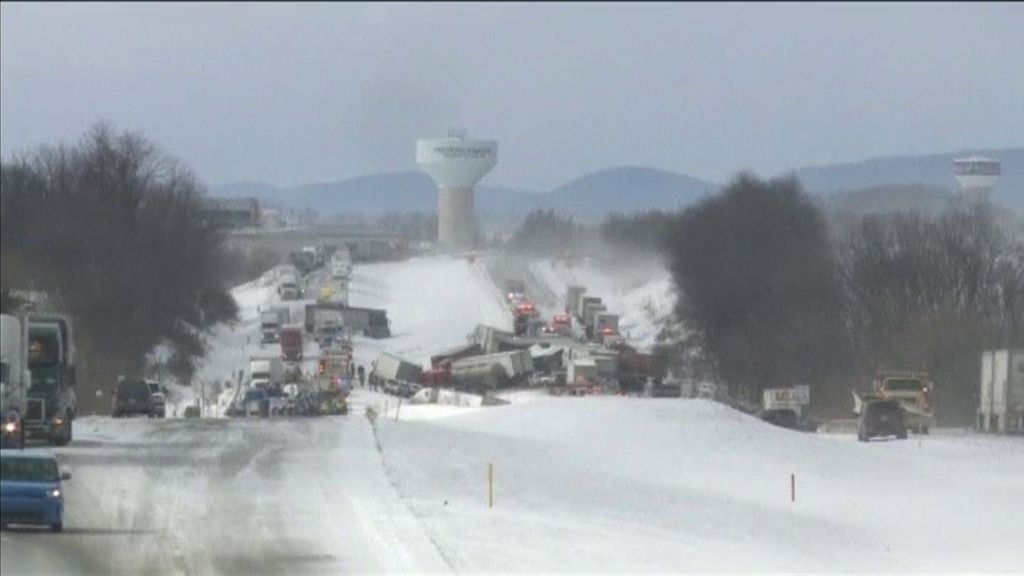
[0, 449, 70, 532]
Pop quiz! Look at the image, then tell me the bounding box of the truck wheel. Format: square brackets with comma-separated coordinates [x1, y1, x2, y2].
[897, 429, 908, 440]
[50, 522, 63, 533]
[921, 427, 929, 435]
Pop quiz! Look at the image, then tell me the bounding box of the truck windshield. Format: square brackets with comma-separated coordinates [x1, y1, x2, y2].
[0, 363, 8, 386]
[0, 457, 60, 482]
[884, 379, 925, 392]
[28, 329, 61, 367]
[118, 381, 151, 400]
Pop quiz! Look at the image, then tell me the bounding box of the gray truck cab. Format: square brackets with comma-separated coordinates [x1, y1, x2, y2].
[25, 317, 76, 446]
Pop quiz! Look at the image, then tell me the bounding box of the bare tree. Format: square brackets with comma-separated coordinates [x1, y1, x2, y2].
[1, 122, 238, 412]
[838, 204, 1023, 423]
[663, 173, 849, 405]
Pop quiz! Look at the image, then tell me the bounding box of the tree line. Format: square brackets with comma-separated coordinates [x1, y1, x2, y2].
[600, 173, 1023, 422]
[1, 123, 239, 413]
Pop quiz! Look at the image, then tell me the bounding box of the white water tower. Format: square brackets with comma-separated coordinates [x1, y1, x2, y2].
[416, 129, 498, 251]
[953, 156, 1000, 203]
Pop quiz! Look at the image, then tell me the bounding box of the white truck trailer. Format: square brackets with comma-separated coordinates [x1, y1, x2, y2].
[1, 314, 33, 448]
[249, 357, 285, 388]
[451, 349, 533, 389]
[566, 286, 586, 315]
[979, 349, 1024, 433]
[371, 352, 423, 384]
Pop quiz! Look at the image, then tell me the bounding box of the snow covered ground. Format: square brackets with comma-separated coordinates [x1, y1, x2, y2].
[373, 395, 1024, 572]
[345, 255, 511, 368]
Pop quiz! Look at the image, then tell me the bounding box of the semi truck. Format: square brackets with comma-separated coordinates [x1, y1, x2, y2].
[1, 314, 33, 448]
[979, 349, 1024, 434]
[583, 304, 608, 339]
[595, 313, 619, 337]
[278, 274, 302, 301]
[260, 308, 290, 344]
[566, 286, 586, 315]
[315, 312, 345, 349]
[280, 325, 304, 362]
[24, 314, 77, 445]
[576, 296, 601, 323]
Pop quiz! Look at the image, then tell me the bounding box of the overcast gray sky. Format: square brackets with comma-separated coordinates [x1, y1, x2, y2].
[2, 2, 1022, 190]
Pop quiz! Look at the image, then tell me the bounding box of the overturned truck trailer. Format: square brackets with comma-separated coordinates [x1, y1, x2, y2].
[451, 349, 533, 391]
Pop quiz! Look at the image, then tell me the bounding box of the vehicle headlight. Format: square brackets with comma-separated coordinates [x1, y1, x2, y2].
[3, 421, 17, 433]
[48, 489, 61, 499]
[53, 416, 65, 426]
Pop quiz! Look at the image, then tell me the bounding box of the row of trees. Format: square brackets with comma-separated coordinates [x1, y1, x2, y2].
[508, 209, 589, 255]
[611, 174, 1022, 422]
[1, 123, 239, 413]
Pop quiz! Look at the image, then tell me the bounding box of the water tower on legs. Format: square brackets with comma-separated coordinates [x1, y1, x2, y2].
[416, 129, 498, 251]
[953, 156, 1000, 203]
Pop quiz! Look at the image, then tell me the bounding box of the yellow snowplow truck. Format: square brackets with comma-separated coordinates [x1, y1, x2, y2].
[853, 371, 935, 434]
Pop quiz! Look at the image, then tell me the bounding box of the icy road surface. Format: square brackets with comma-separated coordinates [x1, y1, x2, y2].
[0, 396, 449, 575]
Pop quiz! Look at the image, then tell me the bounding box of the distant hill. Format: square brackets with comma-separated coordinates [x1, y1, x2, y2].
[209, 166, 717, 218]
[797, 147, 1024, 211]
[819, 183, 955, 218]
[209, 147, 1022, 217]
[541, 166, 716, 217]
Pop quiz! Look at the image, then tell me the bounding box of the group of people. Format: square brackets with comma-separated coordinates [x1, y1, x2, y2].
[347, 362, 367, 388]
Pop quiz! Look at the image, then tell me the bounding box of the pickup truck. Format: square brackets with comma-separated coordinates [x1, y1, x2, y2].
[853, 371, 935, 434]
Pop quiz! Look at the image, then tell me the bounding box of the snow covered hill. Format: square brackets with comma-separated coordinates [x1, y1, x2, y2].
[374, 395, 1024, 572]
[346, 256, 511, 367]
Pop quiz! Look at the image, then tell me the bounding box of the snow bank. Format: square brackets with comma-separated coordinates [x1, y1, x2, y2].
[374, 396, 1024, 572]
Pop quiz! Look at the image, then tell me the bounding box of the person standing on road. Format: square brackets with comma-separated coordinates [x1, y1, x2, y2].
[357, 365, 366, 388]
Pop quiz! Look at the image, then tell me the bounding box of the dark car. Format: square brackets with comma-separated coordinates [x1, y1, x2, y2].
[1, 449, 71, 532]
[145, 380, 167, 418]
[112, 379, 164, 418]
[760, 408, 802, 430]
[858, 399, 908, 442]
[758, 408, 820, 432]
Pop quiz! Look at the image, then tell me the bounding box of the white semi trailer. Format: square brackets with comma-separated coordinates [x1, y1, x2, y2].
[979, 349, 1024, 433]
[1, 314, 33, 448]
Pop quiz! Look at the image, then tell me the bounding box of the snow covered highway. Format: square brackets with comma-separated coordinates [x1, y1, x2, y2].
[0, 401, 450, 575]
